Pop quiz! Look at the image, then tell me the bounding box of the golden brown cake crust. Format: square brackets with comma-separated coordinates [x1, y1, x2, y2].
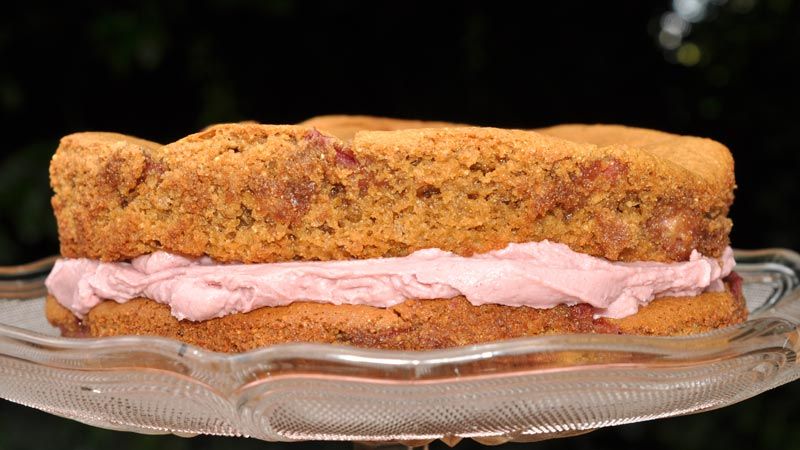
[45, 277, 747, 352]
[300, 114, 464, 141]
[50, 122, 734, 264]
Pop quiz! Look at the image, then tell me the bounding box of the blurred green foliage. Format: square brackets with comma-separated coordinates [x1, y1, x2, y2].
[0, 141, 57, 264]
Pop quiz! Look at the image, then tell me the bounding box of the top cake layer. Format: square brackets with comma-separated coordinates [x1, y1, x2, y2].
[49, 119, 734, 263]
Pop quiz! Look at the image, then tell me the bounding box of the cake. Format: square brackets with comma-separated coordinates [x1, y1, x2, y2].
[300, 114, 461, 141]
[44, 117, 746, 352]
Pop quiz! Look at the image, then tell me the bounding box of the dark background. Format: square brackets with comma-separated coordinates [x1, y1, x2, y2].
[1, 1, 798, 449]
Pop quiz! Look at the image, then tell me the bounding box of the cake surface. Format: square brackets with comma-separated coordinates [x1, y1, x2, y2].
[50, 122, 733, 264]
[46, 116, 744, 351]
[46, 276, 745, 352]
[300, 114, 462, 141]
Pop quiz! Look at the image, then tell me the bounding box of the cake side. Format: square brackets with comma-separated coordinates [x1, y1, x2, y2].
[50, 132, 164, 262]
[50, 123, 733, 263]
[351, 126, 732, 262]
[537, 124, 735, 192]
[303, 117, 735, 195]
[44, 278, 746, 352]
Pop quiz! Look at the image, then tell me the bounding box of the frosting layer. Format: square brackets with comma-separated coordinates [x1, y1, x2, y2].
[45, 241, 735, 322]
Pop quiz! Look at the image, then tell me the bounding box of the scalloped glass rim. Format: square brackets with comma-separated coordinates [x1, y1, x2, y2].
[0, 248, 799, 444]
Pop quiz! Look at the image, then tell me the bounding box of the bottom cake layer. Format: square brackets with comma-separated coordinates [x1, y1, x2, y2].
[45, 276, 746, 352]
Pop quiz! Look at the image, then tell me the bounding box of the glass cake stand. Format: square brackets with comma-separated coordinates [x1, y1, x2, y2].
[0, 249, 798, 449]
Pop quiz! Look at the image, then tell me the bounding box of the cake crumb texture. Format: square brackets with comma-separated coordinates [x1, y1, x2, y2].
[50, 121, 734, 264]
[45, 278, 746, 352]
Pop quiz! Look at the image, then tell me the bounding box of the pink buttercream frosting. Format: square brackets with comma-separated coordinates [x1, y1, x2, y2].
[45, 241, 735, 322]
